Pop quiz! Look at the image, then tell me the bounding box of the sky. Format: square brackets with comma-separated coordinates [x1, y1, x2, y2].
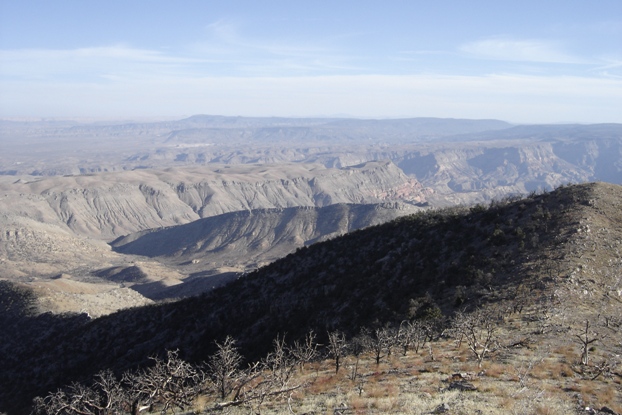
[0, 1, 621, 123]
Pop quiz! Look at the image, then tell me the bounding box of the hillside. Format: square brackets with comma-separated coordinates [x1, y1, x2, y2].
[2, 182, 622, 414]
[0, 161, 427, 241]
[111, 202, 420, 277]
[0, 161, 427, 310]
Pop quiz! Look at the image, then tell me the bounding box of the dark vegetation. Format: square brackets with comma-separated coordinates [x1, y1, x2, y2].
[0, 183, 608, 414]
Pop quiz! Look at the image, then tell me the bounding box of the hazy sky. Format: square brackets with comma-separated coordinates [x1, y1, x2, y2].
[0, 1, 621, 123]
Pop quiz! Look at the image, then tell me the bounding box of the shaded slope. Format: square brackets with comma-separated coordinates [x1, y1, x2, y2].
[2, 182, 622, 414]
[111, 202, 420, 271]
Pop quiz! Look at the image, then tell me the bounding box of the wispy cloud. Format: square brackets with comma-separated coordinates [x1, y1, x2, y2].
[2, 73, 620, 123]
[0, 46, 205, 81]
[1, 27, 620, 123]
[592, 56, 622, 78]
[187, 19, 361, 75]
[460, 37, 588, 64]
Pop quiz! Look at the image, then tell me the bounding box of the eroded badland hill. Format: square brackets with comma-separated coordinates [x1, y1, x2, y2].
[0, 160, 427, 311]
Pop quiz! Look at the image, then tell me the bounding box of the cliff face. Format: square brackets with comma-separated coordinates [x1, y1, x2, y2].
[391, 137, 622, 205]
[0, 161, 429, 241]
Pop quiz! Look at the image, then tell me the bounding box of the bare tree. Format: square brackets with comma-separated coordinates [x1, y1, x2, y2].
[207, 336, 244, 401]
[575, 320, 606, 366]
[209, 335, 302, 413]
[91, 370, 127, 414]
[398, 320, 428, 356]
[32, 371, 126, 415]
[32, 385, 93, 415]
[327, 330, 347, 374]
[348, 333, 366, 381]
[451, 309, 499, 368]
[261, 334, 296, 389]
[289, 330, 319, 371]
[125, 350, 201, 414]
[361, 327, 396, 365]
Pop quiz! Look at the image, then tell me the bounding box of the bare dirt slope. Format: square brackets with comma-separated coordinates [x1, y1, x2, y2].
[0, 161, 428, 240]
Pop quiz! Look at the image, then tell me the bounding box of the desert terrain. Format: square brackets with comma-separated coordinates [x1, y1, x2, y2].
[1, 116, 621, 316]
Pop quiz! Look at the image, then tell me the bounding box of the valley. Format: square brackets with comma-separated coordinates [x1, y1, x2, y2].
[1, 116, 622, 413]
[1, 116, 621, 315]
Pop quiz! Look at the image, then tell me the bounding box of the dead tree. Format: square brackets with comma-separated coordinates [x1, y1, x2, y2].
[91, 370, 127, 414]
[262, 335, 296, 389]
[327, 330, 347, 374]
[207, 336, 244, 401]
[209, 335, 302, 413]
[348, 333, 366, 381]
[126, 350, 201, 414]
[32, 371, 126, 415]
[289, 330, 319, 371]
[575, 320, 606, 366]
[398, 320, 428, 356]
[361, 327, 396, 365]
[451, 309, 499, 368]
[32, 385, 94, 415]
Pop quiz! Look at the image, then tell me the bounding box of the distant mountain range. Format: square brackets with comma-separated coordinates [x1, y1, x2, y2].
[2, 116, 619, 204]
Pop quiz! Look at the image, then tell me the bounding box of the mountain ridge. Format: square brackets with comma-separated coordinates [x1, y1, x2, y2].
[3, 181, 621, 414]
[110, 202, 421, 276]
[0, 161, 427, 241]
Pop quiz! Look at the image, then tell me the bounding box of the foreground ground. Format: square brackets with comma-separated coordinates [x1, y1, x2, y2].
[192, 311, 621, 414]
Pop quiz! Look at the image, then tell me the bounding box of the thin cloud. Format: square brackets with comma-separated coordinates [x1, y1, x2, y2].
[0, 46, 205, 81]
[204, 19, 331, 56]
[461, 37, 589, 64]
[1, 45, 199, 64]
[2, 73, 620, 123]
[188, 19, 360, 75]
[592, 57, 622, 78]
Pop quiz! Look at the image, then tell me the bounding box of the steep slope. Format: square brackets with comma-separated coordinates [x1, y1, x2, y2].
[0, 161, 429, 307]
[111, 202, 420, 273]
[3, 182, 621, 414]
[0, 214, 116, 278]
[0, 161, 428, 241]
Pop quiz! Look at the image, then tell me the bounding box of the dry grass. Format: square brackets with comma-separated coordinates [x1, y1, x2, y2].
[192, 342, 620, 415]
[183, 288, 622, 415]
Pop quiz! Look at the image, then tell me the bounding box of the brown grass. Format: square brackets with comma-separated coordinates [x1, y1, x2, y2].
[482, 362, 506, 378]
[205, 299, 622, 415]
[307, 373, 339, 394]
